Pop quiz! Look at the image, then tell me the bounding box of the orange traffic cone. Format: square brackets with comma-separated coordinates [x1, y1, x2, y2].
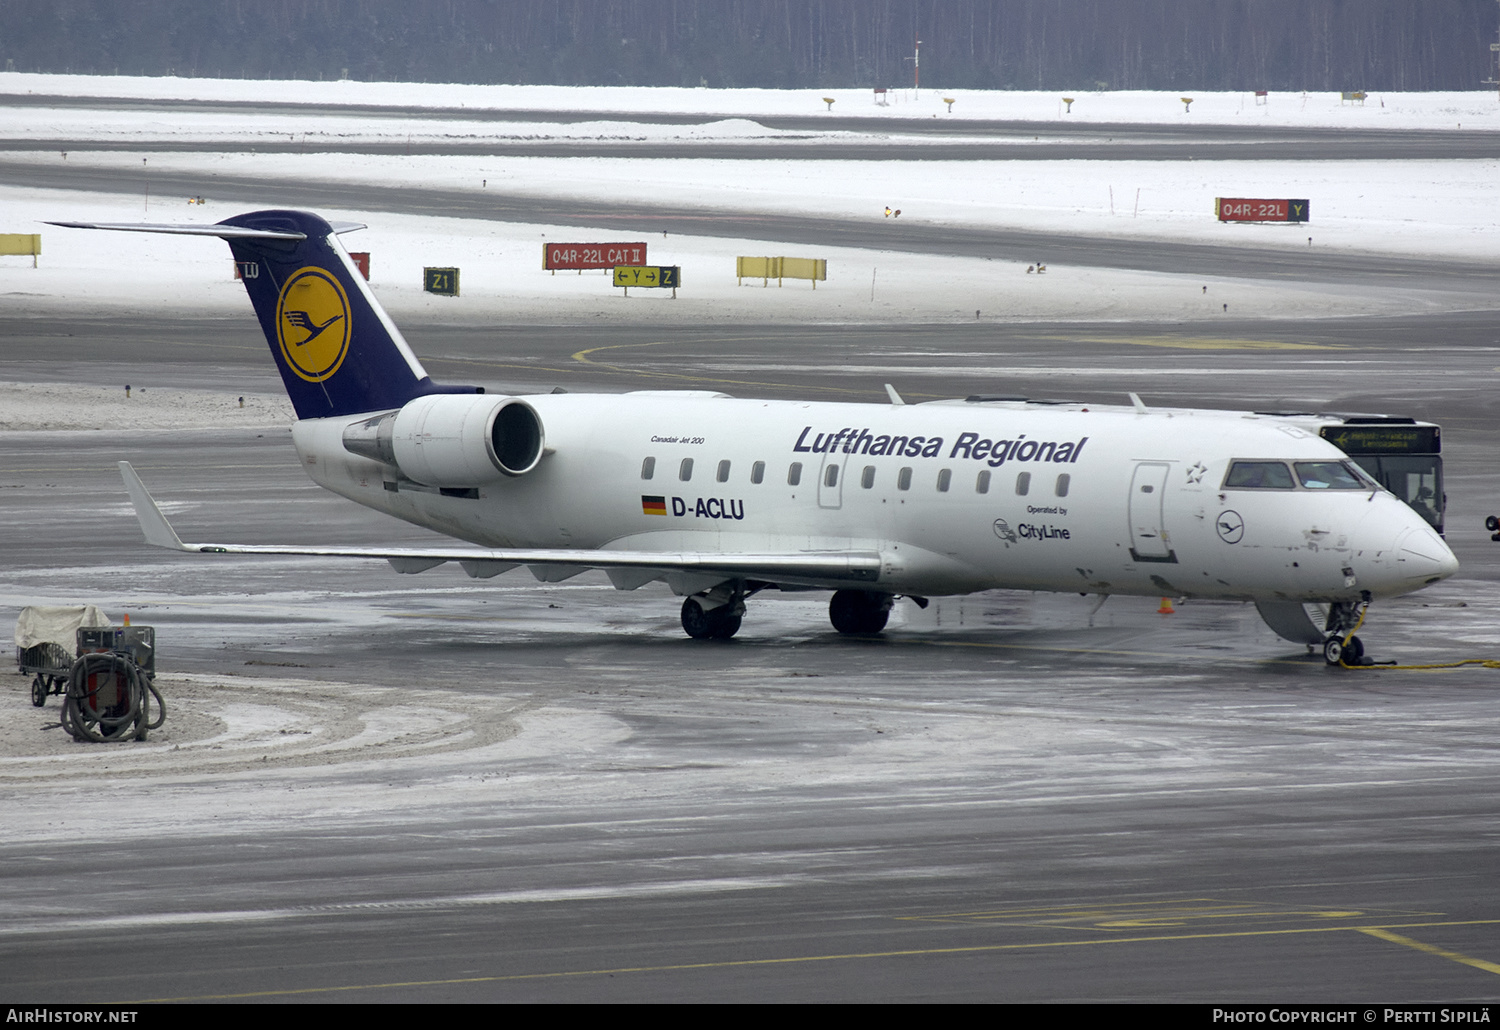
[1157, 597, 1175, 614]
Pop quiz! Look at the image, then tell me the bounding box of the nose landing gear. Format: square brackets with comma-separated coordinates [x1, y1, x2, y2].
[1321, 597, 1371, 666]
[1322, 633, 1365, 666]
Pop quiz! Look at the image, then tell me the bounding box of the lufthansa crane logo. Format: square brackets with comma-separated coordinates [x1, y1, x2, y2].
[276, 267, 351, 382]
[1216, 509, 1245, 544]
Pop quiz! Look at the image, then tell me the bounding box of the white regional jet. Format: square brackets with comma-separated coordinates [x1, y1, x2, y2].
[53, 210, 1458, 665]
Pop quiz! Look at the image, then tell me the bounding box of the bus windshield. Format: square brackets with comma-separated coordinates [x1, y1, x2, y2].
[1311, 419, 1444, 534]
[1347, 454, 1443, 530]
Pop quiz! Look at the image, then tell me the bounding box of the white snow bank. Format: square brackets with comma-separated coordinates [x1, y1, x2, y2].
[1, 74, 1493, 335]
[0, 379, 292, 431]
[2, 186, 1474, 335]
[4, 73, 1499, 132]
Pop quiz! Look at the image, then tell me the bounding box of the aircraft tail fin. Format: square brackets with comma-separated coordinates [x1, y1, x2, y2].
[49, 211, 478, 420]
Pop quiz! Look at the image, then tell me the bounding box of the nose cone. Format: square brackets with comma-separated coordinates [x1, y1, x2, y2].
[1395, 524, 1460, 587]
[1351, 496, 1458, 599]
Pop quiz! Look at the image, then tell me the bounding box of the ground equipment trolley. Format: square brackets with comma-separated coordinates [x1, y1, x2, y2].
[15, 605, 111, 708]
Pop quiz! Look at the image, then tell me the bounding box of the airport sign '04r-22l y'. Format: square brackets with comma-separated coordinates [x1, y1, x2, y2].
[1216, 198, 1310, 222]
[48, 211, 1456, 665]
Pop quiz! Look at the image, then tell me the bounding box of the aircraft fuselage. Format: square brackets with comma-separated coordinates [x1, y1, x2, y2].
[292, 393, 1453, 604]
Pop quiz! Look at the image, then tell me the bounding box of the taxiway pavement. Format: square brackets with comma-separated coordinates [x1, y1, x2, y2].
[3, 316, 1500, 1002]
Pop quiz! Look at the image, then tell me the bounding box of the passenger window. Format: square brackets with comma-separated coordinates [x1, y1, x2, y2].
[1294, 461, 1365, 490]
[788, 462, 802, 486]
[1225, 461, 1295, 489]
[976, 470, 991, 494]
[862, 466, 876, 489]
[897, 467, 912, 491]
[679, 457, 693, 482]
[824, 464, 839, 487]
[641, 456, 655, 480]
[717, 460, 731, 483]
[751, 461, 765, 484]
[936, 469, 952, 492]
[1015, 471, 1031, 496]
[1056, 474, 1070, 497]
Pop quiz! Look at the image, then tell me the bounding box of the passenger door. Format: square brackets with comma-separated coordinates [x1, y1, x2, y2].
[1128, 462, 1177, 563]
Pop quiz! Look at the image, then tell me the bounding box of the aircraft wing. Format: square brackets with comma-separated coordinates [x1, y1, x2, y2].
[118, 462, 881, 587]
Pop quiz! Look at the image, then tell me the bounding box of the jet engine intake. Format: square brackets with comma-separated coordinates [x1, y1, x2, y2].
[342, 394, 544, 486]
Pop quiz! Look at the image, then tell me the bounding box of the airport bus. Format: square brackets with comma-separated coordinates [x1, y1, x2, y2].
[1271, 414, 1444, 535]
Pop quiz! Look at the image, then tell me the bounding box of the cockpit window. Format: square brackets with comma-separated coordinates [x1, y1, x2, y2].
[1224, 461, 1295, 489]
[1294, 461, 1366, 490]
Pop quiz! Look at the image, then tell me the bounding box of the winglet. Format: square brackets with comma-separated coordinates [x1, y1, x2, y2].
[885, 383, 905, 406]
[117, 461, 188, 550]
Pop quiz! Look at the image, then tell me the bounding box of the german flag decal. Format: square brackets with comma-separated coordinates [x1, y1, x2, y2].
[641, 495, 667, 516]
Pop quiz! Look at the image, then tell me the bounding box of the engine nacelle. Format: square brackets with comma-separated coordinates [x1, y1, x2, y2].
[342, 394, 545, 486]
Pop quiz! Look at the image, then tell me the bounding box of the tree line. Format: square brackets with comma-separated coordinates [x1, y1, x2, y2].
[3, 0, 1496, 92]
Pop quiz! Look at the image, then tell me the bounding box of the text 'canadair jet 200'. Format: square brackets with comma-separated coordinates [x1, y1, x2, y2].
[51, 210, 1458, 665]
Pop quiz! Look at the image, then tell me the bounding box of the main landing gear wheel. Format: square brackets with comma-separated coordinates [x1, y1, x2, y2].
[681, 598, 742, 640]
[1323, 635, 1365, 666]
[829, 590, 893, 635]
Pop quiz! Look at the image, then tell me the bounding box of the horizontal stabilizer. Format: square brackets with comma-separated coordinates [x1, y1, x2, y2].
[117, 463, 882, 587]
[46, 220, 307, 240]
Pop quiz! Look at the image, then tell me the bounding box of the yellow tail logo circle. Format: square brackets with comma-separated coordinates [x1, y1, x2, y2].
[276, 267, 351, 382]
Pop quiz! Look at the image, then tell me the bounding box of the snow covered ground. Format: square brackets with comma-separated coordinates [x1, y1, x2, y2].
[14, 145, 1499, 261]
[0, 74, 1494, 350]
[5, 72, 1499, 130]
[0, 379, 293, 431]
[6, 182, 1462, 333]
[2, 76, 1498, 859]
